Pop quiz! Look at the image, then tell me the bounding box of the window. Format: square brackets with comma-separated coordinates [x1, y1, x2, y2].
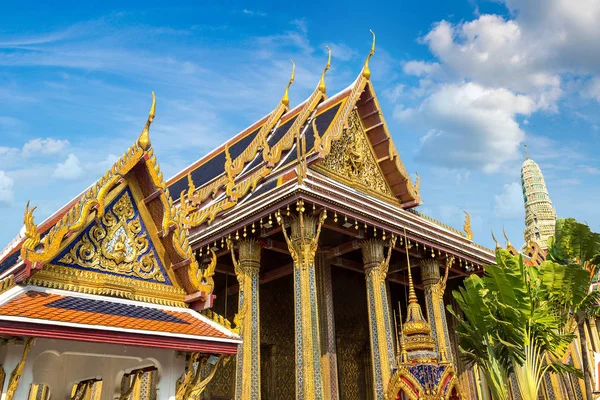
[28, 384, 51, 400]
[70, 378, 102, 400]
[120, 367, 158, 400]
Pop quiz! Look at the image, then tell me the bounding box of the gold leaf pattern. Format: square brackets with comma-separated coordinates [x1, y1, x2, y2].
[314, 111, 393, 198]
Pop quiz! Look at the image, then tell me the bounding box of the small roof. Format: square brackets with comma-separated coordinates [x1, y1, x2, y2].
[0, 286, 240, 353]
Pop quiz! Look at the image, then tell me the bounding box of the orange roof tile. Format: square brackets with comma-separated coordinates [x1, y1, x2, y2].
[0, 289, 237, 342]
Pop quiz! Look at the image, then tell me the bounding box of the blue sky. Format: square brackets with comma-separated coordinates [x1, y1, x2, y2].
[0, 0, 598, 250]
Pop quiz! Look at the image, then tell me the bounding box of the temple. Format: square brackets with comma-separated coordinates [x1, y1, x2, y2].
[0, 32, 594, 400]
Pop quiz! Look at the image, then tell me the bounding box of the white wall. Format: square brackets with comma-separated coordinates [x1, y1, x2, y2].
[0, 338, 186, 400]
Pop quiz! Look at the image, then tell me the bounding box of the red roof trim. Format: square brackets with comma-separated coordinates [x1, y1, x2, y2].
[0, 320, 238, 354]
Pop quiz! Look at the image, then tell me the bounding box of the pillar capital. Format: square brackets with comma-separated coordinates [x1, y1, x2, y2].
[419, 259, 441, 287]
[360, 239, 386, 270]
[237, 238, 261, 271]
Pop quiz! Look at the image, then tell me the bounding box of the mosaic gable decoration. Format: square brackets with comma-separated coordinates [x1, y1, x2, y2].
[313, 110, 395, 200]
[51, 188, 170, 285]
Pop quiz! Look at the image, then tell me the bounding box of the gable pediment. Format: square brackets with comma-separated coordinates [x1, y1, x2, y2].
[312, 110, 397, 202]
[50, 186, 172, 285]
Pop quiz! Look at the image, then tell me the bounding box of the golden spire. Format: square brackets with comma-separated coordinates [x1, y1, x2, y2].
[401, 228, 435, 352]
[137, 92, 156, 151]
[282, 60, 296, 107]
[318, 46, 332, 94]
[404, 232, 418, 305]
[362, 30, 376, 79]
[524, 143, 529, 159]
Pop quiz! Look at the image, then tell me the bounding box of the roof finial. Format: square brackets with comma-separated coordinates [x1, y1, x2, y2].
[502, 226, 512, 247]
[524, 143, 529, 159]
[137, 92, 156, 151]
[282, 60, 296, 107]
[491, 230, 501, 249]
[362, 30, 376, 79]
[318, 46, 332, 94]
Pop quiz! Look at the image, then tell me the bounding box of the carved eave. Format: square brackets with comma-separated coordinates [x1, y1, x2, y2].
[15, 95, 216, 308]
[355, 82, 420, 206]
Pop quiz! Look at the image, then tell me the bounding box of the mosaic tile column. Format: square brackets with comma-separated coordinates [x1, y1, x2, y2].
[360, 238, 396, 400]
[281, 211, 326, 400]
[233, 239, 261, 400]
[315, 253, 340, 400]
[419, 259, 453, 364]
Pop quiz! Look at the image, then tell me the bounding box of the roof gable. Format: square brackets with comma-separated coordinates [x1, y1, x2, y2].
[312, 108, 397, 203]
[10, 94, 218, 308]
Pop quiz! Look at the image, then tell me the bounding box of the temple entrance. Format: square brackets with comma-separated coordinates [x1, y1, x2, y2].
[332, 267, 372, 400]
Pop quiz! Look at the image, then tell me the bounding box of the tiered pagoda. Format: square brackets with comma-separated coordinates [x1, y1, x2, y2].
[0, 32, 518, 400]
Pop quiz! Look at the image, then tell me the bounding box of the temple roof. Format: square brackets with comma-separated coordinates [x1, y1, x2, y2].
[0, 93, 219, 311]
[0, 285, 239, 352]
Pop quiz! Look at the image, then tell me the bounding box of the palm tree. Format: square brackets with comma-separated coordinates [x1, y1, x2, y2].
[545, 218, 600, 400]
[449, 273, 511, 400]
[450, 249, 578, 400]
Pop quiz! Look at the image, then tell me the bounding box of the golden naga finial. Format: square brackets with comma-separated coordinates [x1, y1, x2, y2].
[362, 30, 376, 79]
[137, 91, 156, 151]
[318, 46, 332, 94]
[463, 211, 473, 240]
[503, 226, 512, 247]
[282, 60, 296, 107]
[22, 201, 40, 254]
[491, 230, 501, 249]
[414, 172, 420, 195]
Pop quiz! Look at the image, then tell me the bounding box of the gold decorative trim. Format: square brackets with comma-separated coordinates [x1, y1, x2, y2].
[313, 110, 398, 203]
[180, 52, 332, 229]
[0, 275, 14, 295]
[176, 354, 232, 400]
[22, 94, 157, 265]
[27, 265, 187, 306]
[463, 211, 473, 240]
[6, 338, 34, 400]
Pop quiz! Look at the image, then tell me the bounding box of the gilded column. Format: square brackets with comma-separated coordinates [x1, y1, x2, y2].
[229, 239, 261, 400]
[360, 237, 396, 400]
[280, 203, 326, 400]
[315, 253, 339, 400]
[419, 258, 453, 363]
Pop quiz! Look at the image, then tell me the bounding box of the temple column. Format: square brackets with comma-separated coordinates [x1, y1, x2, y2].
[229, 239, 261, 400]
[360, 237, 396, 400]
[315, 253, 340, 400]
[280, 204, 326, 400]
[419, 259, 453, 363]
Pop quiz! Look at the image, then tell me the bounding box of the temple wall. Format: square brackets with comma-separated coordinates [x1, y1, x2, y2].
[332, 267, 372, 400]
[0, 337, 183, 400]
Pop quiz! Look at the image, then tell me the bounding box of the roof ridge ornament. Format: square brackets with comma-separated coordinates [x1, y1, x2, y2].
[282, 60, 295, 107]
[362, 30, 376, 79]
[137, 92, 156, 151]
[318, 46, 332, 94]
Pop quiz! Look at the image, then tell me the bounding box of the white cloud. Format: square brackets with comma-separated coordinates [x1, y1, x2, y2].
[383, 84, 405, 102]
[421, 16, 561, 109]
[22, 138, 69, 157]
[0, 171, 13, 204]
[398, 82, 534, 172]
[52, 154, 83, 180]
[494, 181, 524, 219]
[326, 43, 357, 61]
[242, 9, 267, 17]
[403, 61, 441, 77]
